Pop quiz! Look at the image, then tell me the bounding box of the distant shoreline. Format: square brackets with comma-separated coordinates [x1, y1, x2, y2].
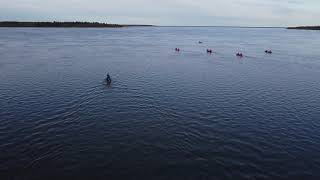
[0, 21, 154, 28]
[2, 22, 318, 30]
[287, 26, 320, 30]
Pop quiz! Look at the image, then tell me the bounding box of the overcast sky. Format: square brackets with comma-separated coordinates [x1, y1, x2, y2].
[0, 0, 319, 26]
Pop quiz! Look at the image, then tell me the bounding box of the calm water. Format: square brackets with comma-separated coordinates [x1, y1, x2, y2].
[1, 27, 320, 179]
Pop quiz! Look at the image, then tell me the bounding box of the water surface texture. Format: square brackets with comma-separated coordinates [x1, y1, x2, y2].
[1, 27, 320, 179]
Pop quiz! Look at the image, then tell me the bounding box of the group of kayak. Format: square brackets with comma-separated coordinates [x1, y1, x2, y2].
[107, 45, 273, 85]
[175, 46, 273, 57]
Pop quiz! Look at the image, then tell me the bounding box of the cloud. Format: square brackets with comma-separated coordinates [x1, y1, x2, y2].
[0, 0, 319, 26]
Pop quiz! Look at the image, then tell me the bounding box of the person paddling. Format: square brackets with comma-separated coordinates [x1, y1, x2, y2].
[106, 73, 112, 84]
[236, 52, 243, 57]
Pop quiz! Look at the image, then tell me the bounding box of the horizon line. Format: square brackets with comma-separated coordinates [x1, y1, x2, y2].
[157, 25, 286, 28]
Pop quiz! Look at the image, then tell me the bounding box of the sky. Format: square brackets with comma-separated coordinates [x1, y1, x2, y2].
[0, 0, 319, 26]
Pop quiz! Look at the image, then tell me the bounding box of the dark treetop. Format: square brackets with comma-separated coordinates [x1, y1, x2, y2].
[287, 26, 320, 30]
[0, 21, 124, 28]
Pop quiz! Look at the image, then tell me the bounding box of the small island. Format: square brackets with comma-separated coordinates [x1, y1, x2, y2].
[0, 21, 154, 28]
[287, 26, 320, 30]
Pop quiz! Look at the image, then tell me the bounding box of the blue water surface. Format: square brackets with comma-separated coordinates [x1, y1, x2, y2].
[0, 27, 320, 179]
